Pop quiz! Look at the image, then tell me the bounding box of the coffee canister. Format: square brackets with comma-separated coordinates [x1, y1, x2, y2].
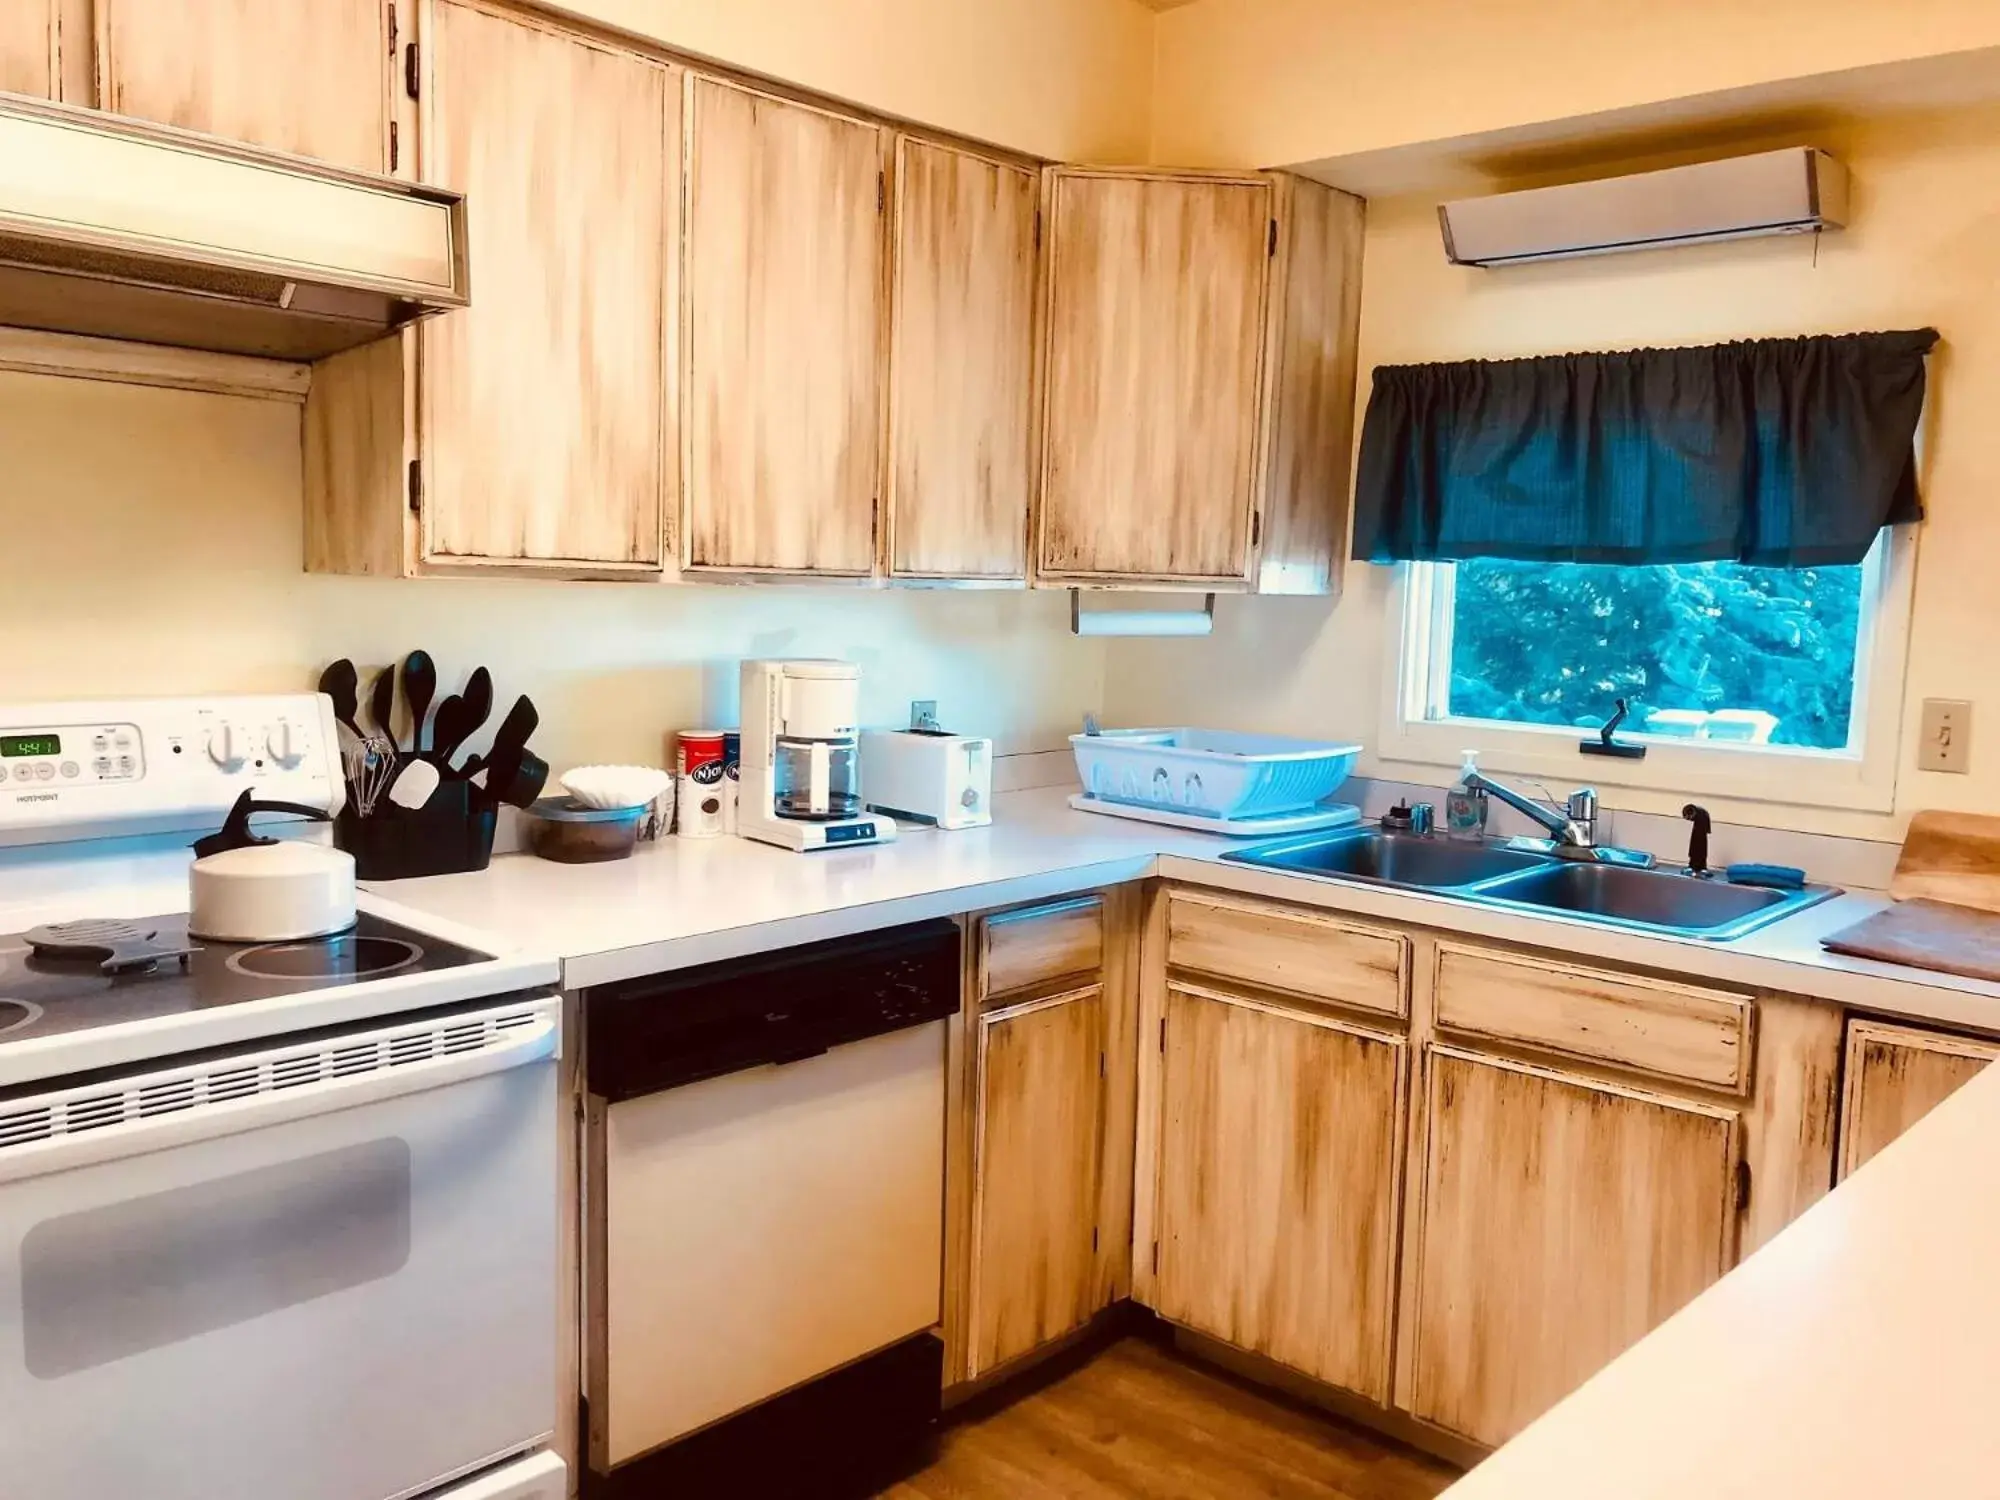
[721, 730, 741, 835]
[676, 729, 727, 838]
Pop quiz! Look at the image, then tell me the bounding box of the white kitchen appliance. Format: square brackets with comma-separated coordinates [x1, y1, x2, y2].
[738, 659, 898, 852]
[583, 921, 954, 1493]
[861, 727, 992, 830]
[0, 693, 566, 1500]
[0, 92, 468, 360]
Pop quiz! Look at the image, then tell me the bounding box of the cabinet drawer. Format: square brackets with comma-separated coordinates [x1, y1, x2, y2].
[979, 897, 1105, 1000]
[1166, 889, 1406, 1019]
[1432, 943, 1752, 1091]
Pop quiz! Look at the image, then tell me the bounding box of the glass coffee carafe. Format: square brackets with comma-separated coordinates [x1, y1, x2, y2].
[772, 735, 861, 821]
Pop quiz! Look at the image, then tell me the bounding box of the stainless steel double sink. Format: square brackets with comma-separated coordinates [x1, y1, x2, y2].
[1220, 829, 1838, 942]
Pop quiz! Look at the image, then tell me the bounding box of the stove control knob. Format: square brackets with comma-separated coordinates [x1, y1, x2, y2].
[266, 719, 305, 769]
[206, 722, 245, 771]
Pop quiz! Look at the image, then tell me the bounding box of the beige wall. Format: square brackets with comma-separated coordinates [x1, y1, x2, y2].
[1150, 0, 2000, 168]
[1106, 109, 2000, 837]
[553, 0, 1156, 162]
[0, 1, 1160, 776]
[0, 374, 1099, 771]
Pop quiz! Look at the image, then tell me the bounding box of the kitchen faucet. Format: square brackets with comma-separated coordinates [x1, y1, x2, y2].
[1463, 771, 1653, 867]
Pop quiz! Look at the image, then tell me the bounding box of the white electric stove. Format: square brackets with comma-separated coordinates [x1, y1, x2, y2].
[0, 693, 568, 1500]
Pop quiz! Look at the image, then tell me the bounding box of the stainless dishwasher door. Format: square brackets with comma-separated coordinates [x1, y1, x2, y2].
[589, 1018, 945, 1470]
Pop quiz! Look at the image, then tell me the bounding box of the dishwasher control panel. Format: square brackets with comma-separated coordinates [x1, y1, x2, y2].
[583, 919, 961, 1102]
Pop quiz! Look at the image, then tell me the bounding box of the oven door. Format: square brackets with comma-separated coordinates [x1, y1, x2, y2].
[0, 996, 560, 1500]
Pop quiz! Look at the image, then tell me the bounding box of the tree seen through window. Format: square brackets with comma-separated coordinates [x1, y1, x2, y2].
[1442, 556, 1866, 752]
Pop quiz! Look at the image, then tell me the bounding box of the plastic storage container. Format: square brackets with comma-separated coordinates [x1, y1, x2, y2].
[1069, 728, 1362, 820]
[526, 797, 646, 864]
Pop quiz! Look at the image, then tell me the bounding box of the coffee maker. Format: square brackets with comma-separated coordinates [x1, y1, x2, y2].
[738, 659, 899, 852]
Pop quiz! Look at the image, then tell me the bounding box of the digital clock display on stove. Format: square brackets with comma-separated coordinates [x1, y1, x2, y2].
[0, 734, 60, 758]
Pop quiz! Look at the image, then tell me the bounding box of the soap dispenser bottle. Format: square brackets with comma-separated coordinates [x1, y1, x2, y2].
[1445, 750, 1489, 841]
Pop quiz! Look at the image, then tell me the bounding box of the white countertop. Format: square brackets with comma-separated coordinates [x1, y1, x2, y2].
[370, 787, 2000, 1028]
[368, 787, 2000, 1496]
[1440, 1055, 2000, 1498]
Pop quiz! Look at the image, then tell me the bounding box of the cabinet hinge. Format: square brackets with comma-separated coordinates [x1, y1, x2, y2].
[404, 40, 421, 101]
[1735, 1159, 1752, 1213]
[1268, 218, 1279, 257]
[1158, 1017, 1166, 1053]
[1091, 1227, 1099, 1254]
[877, 170, 886, 215]
[387, 2, 397, 54]
[1152, 1241, 1160, 1275]
[389, 120, 399, 173]
[1034, 207, 1043, 253]
[407, 458, 422, 515]
[1251, 511, 1262, 548]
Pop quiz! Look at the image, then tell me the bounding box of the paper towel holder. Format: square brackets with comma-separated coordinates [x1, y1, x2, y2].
[1069, 591, 1217, 638]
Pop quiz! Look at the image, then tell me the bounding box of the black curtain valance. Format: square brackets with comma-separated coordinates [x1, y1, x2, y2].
[1352, 328, 1939, 567]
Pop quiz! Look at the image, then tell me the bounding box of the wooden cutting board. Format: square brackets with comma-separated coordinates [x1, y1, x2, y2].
[1822, 899, 2000, 984]
[1889, 810, 2000, 915]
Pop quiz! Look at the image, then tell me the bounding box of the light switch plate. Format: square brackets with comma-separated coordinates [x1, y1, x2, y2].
[1919, 698, 1973, 773]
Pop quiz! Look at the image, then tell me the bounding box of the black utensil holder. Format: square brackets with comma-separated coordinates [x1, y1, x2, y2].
[335, 797, 497, 881]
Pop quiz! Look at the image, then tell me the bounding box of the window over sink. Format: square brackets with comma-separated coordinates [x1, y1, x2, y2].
[1382, 531, 1916, 814]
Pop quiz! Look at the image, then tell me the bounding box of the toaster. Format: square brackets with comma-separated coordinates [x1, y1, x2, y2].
[861, 728, 992, 830]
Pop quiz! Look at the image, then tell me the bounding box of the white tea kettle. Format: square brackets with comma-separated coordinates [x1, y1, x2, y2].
[189, 791, 357, 943]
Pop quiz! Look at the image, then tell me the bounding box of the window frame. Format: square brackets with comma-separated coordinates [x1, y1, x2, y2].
[1376, 527, 1919, 815]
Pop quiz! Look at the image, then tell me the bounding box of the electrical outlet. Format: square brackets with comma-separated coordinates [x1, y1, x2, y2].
[1919, 698, 1973, 773]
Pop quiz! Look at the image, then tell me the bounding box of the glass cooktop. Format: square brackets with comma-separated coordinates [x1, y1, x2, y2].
[0, 912, 493, 1046]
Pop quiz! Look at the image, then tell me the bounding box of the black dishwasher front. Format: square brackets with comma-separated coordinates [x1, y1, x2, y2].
[581, 919, 960, 1500]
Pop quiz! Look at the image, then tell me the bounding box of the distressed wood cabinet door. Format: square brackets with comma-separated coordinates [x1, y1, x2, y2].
[1255, 174, 1365, 595]
[1154, 984, 1406, 1403]
[419, 3, 673, 569]
[0, 0, 56, 98]
[886, 137, 1039, 580]
[684, 77, 885, 575]
[967, 984, 1105, 1377]
[1839, 1019, 2000, 1179]
[1037, 168, 1273, 584]
[97, 0, 392, 172]
[1407, 1046, 1740, 1447]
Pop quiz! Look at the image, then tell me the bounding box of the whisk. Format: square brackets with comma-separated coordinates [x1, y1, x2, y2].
[345, 738, 398, 818]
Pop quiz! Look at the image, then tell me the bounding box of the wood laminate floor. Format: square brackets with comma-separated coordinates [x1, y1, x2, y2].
[881, 1339, 1460, 1500]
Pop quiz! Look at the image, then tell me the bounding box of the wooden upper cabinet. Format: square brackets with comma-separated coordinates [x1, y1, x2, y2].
[1406, 1046, 1740, 1448]
[1257, 175, 1365, 596]
[419, 3, 673, 569]
[97, 0, 393, 172]
[967, 985, 1106, 1378]
[887, 138, 1039, 581]
[1037, 169, 1273, 585]
[1839, 1019, 2000, 1180]
[684, 78, 886, 575]
[0, 0, 57, 98]
[1154, 985, 1406, 1403]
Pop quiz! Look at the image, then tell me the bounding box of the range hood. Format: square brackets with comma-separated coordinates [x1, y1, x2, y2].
[0, 94, 466, 361]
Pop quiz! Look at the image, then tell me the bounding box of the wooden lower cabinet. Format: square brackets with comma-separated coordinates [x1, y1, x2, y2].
[1153, 984, 1406, 1403]
[966, 984, 1107, 1378]
[1404, 1045, 1741, 1447]
[1839, 1018, 2000, 1179]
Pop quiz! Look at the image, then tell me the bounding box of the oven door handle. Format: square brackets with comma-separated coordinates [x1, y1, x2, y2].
[0, 1011, 558, 1187]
